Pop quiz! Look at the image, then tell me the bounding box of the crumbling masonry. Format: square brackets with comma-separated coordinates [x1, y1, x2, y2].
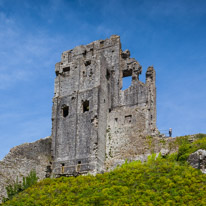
[51, 35, 158, 176]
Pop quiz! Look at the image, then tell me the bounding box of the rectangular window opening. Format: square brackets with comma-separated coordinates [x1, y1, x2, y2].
[106, 69, 110, 80]
[62, 105, 69, 117]
[63, 67, 70, 73]
[122, 76, 132, 90]
[121, 69, 132, 90]
[83, 50, 87, 58]
[83, 100, 89, 113]
[76, 161, 81, 172]
[100, 40, 104, 46]
[125, 115, 132, 123]
[55, 71, 59, 76]
[61, 163, 65, 174]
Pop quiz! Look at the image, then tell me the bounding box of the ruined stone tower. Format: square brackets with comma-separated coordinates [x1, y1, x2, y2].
[51, 35, 157, 176]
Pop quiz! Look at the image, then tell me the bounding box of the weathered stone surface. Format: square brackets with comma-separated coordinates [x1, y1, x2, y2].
[105, 136, 176, 170]
[51, 35, 160, 176]
[0, 137, 51, 202]
[160, 148, 170, 157]
[188, 149, 206, 174]
[1, 35, 179, 202]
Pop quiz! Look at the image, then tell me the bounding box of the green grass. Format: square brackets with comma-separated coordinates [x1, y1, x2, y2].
[2, 135, 206, 206]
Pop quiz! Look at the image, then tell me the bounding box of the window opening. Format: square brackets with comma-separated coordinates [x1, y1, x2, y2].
[84, 60, 91, 66]
[90, 48, 94, 55]
[62, 105, 69, 117]
[82, 100, 89, 113]
[83, 50, 87, 58]
[63, 67, 70, 73]
[115, 118, 118, 122]
[122, 76, 132, 90]
[121, 69, 132, 90]
[89, 69, 93, 77]
[125, 115, 132, 123]
[100, 40, 104, 47]
[106, 69, 110, 80]
[55, 71, 59, 76]
[61, 163, 65, 174]
[76, 161, 81, 172]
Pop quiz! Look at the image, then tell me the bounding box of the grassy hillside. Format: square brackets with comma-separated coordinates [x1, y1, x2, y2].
[2, 134, 206, 206]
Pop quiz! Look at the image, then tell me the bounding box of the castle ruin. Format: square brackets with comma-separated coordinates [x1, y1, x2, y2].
[51, 35, 158, 176]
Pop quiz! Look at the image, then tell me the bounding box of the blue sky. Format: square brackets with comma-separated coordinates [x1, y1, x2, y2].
[0, 0, 206, 159]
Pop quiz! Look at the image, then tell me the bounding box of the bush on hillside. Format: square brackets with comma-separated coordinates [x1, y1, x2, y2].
[2, 154, 206, 206]
[2, 170, 38, 203]
[177, 135, 206, 162]
[2, 135, 206, 206]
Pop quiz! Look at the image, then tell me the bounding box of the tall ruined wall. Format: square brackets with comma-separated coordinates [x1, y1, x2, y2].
[0, 137, 51, 202]
[105, 39, 158, 167]
[51, 35, 158, 176]
[51, 36, 120, 176]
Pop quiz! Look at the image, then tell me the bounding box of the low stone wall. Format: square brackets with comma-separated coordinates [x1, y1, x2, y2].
[0, 137, 51, 202]
[0, 135, 178, 202]
[105, 136, 177, 171]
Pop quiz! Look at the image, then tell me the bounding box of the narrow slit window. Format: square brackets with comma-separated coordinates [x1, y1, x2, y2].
[62, 105, 69, 117]
[61, 163, 65, 174]
[76, 161, 81, 172]
[82, 100, 89, 113]
[106, 69, 110, 80]
[83, 50, 87, 58]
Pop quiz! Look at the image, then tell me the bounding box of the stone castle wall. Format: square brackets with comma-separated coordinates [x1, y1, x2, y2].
[51, 35, 158, 176]
[0, 35, 165, 201]
[0, 137, 51, 202]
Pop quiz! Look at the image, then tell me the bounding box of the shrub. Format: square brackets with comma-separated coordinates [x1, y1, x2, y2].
[177, 136, 206, 162]
[2, 170, 38, 203]
[2, 156, 206, 206]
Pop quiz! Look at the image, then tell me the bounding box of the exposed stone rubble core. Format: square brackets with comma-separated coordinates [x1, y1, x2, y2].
[51, 35, 159, 176]
[188, 149, 206, 174]
[0, 137, 51, 202]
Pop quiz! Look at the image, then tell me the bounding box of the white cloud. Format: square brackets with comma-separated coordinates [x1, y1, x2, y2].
[0, 9, 62, 90]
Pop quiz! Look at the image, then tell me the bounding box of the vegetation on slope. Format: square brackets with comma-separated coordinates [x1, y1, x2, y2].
[2, 134, 206, 206]
[2, 170, 38, 203]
